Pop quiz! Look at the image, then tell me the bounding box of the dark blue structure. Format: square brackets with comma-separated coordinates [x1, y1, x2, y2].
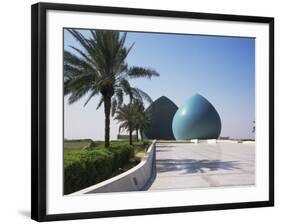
[143, 96, 178, 140]
[172, 94, 221, 140]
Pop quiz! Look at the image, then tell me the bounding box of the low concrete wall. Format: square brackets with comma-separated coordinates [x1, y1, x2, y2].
[217, 140, 255, 144]
[242, 141, 255, 144]
[191, 139, 217, 144]
[217, 140, 239, 143]
[158, 139, 218, 144]
[205, 139, 217, 144]
[157, 140, 192, 144]
[190, 139, 198, 144]
[70, 140, 156, 195]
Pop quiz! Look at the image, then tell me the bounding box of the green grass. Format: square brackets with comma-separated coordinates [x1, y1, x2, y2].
[64, 140, 150, 194]
[64, 139, 105, 150]
[89, 140, 150, 151]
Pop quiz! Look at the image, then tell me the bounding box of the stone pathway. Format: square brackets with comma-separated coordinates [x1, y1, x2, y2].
[148, 142, 255, 191]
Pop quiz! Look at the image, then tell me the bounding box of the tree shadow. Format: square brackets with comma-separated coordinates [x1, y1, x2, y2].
[156, 159, 241, 174]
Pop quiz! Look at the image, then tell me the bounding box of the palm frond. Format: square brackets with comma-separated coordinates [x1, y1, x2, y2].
[111, 97, 117, 116]
[127, 66, 160, 79]
[69, 46, 93, 65]
[66, 29, 93, 56]
[96, 96, 104, 110]
[83, 89, 99, 107]
[68, 86, 91, 104]
[115, 88, 124, 107]
[64, 51, 95, 74]
[131, 88, 153, 104]
[119, 78, 132, 99]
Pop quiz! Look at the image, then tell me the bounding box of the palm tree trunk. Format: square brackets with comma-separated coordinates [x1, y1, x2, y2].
[140, 129, 144, 141]
[104, 96, 111, 148]
[136, 128, 139, 141]
[129, 126, 133, 145]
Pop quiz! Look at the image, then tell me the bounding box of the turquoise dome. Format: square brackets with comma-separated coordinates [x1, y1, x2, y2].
[172, 94, 221, 140]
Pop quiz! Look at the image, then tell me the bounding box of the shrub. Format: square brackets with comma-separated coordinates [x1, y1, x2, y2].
[64, 142, 135, 194]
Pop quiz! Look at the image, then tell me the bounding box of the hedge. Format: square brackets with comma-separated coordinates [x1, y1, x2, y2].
[64, 143, 135, 194]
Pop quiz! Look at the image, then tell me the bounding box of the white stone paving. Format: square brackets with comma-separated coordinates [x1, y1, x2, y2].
[148, 142, 255, 191]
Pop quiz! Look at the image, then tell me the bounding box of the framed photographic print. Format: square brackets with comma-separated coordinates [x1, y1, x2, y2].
[31, 2, 274, 222]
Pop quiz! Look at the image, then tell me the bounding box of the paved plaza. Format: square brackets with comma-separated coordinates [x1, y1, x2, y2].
[148, 142, 255, 191]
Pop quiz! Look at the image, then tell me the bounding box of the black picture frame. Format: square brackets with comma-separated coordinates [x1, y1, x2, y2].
[31, 2, 274, 222]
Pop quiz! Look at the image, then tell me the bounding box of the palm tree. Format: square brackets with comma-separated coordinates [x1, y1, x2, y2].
[115, 104, 138, 145]
[132, 99, 151, 141]
[138, 111, 151, 141]
[64, 29, 159, 147]
[115, 100, 152, 144]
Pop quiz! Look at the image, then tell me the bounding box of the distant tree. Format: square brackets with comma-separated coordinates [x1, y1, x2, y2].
[132, 99, 151, 141]
[115, 104, 139, 145]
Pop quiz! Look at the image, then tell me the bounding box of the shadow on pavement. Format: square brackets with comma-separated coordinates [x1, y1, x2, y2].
[156, 159, 241, 174]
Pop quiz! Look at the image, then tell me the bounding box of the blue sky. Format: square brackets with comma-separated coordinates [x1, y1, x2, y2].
[64, 29, 255, 140]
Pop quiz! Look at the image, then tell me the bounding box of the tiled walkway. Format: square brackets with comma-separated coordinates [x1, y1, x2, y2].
[148, 142, 255, 191]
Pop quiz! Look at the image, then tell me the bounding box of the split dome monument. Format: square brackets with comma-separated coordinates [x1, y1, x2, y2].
[143, 94, 221, 140]
[143, 96, 178, 140]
